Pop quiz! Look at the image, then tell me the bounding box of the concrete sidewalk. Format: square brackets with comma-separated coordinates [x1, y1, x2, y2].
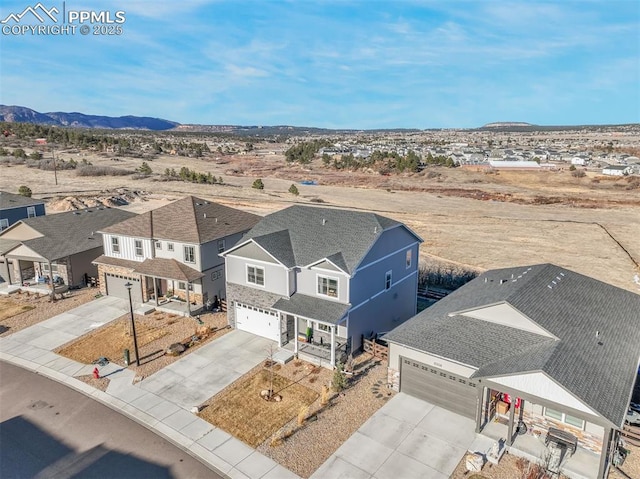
[312, 393, 478, 479]
[0, 297, 299, 479]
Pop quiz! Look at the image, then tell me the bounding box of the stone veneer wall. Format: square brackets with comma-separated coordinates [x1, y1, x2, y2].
[226, 282, 285, 328]
[520, 409, 603, 454]
[35, 258, 70, 286]
[97, 263, 137, 296]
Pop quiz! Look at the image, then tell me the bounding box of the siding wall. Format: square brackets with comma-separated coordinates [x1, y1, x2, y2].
[0, 204, 46, 228]
[225, 255, 289, 296]
[297, 266, 350, 303]
[103, 234, 153, 261]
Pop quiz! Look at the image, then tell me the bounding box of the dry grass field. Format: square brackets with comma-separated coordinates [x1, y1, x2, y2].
[0, 298, 35, 322]
[1, 145, 638, 293]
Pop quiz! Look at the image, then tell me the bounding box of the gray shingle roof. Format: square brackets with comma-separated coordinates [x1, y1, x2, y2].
[235, 205, 416, 274]
[4, 207, 136, 261]
[272, 293, 350, 325]
[383, 264, 640, 427]
[101, 196, 260, 244]
[0, 191, 45, 210]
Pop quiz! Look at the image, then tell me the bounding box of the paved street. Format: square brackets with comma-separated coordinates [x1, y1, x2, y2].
[0, 361, 222, 479]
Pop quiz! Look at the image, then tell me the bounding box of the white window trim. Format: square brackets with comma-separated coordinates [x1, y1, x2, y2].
[111, 236, 120, 254]
[406, 249, 412, 269]
[543, 407, 585, 430]
[184, 245, 196, 264]
[0, 218, 8, 231]
[167, 242, 174, 252]
[155, 241, 162, 250]
[317, 274, 339, 299]
[246, 264, 265, 287]
[135, 239, 143, 257]
[217, 239, 225, 254]
[27, 206, 36, 218]
[385, 270, 392, 290]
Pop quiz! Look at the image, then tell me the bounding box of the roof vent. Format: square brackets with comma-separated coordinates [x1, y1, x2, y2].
[204, 213, 207, 219]
[374, 226, 378, 234]
[73, 211, 81, 215]
[322, 218, 326, 225]
[215, 217, 218, 224]
[500, 279, 507, 284]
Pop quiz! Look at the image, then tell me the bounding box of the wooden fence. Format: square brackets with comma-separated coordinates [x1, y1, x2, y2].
[363, 338, 388, 361]
[622, 424, 640, 447]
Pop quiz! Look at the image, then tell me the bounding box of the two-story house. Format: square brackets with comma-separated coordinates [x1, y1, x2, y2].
[93, 196, 260, 314]
[221, 205, 423, 367]
[0, 191, 46, 232]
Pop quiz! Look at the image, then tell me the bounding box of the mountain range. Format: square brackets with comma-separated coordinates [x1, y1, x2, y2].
[0, 105, 178, 131]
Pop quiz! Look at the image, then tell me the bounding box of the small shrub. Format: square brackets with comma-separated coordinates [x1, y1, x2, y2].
[332, 362, 347, 392]
[270, 428, 284, 447]
[138, 161, 153, 174]
[18, 185, 32, 197]
[569, 165, 576, 171]
[571, 169, 586, 178]
[320, 385, 330, 406]
[252, 178, 264, 190]
[288, 184, 299, 195]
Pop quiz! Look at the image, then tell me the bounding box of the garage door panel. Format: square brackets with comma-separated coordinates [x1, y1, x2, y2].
[105, 274, 142, 304]
[235, 303, 279, 342]
[400, 357, 477, 419]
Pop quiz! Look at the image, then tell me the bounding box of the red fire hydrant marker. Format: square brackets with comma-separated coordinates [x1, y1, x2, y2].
[93, 367, 100, 379]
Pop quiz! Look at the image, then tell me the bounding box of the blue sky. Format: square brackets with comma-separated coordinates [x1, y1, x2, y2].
[1, 1, 638, 128]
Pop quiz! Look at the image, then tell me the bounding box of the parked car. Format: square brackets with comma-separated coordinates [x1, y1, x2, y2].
[626, 409, 640, 426]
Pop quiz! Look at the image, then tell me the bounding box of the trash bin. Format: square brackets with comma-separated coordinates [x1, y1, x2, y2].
[124, 349, 130, 366]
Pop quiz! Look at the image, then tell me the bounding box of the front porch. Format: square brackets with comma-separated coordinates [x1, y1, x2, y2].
[481, 419, 600, 479]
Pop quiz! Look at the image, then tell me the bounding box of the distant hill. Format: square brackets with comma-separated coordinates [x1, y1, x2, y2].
[482, 122, 535, 128]
[0, 105, 178, 131]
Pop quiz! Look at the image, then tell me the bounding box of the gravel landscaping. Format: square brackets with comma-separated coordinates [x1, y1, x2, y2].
[55, 310, 229, 381]
[255, 355, 393, 478]
[0, 288, 96, 337]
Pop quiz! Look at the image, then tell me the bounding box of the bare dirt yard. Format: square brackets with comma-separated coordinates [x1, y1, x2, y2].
[55, 310, 229, 380]
[198, 354, 392, 478]
[0, 288, 95, 337]
[1, 147, 637, 293]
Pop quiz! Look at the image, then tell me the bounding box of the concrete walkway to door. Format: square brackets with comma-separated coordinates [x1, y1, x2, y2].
[312, 393, 477, 479]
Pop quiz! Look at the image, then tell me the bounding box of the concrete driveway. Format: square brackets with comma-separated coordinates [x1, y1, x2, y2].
[138, 330, 275, 409]
[312, 393, 477, 479]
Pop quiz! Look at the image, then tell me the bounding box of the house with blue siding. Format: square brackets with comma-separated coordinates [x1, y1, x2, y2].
[0, 191, 46, 232]
[221, 205, 423, 367]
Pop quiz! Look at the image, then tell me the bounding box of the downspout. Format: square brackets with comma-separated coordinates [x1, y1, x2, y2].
[48, 260, 54, 301]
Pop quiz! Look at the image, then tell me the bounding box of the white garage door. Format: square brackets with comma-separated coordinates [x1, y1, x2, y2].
[105, 273, 143, 304]
[235, 302, 280, 342]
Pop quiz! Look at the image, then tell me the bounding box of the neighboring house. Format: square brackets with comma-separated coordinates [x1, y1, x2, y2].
[221, 205, 423, 367]
[93, 196, 260, 312]
[0, 207, 135, 288]
[570, 157, 587, 166]
[383, 264, 640, 479]
[602, 165, 632, 176]
[0, 191, 46, 232]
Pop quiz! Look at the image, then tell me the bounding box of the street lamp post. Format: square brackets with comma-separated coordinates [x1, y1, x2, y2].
[124, 282, 140, 367]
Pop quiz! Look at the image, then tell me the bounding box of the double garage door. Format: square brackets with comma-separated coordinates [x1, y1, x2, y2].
[400, 357, 478, 419]
[105, 273, 143, 304]
[235, 302, 280, 342]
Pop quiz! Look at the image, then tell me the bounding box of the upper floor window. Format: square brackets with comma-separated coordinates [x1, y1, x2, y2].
[217, 239, 225, 254]
[111, 237, 120, 253]
[135, 240, 143, 257]
[0, 218, 8, 231]
[184, 245, 195, 263]
[167, 242, 174, 252]
[406, 249, 412, 269]
[247, 265, 264, 286]
[155, 241, 162, 250]
[27, 206, 36, 218]
[385, 271, 392, 290]
[318, 275, 338, 298]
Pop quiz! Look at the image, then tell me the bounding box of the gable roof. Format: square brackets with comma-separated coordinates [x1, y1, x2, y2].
[101, 196, 261, 244]
[0, 191, 45, 210]
[383, 263, 640, 427]
[1, 207, 136, 261]
[226, 205, 420, 274]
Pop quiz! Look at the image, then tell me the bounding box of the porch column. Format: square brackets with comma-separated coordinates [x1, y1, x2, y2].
[47, 260, 54, 300]
[475, 385, 485, 433]
[294, 316, 299, 355]
[186, 283, 191, 316]
[153, 276, 159, 306]
[17, 260, 24, 285]
[597, 427, 612, 479]
[330, 325, 336, 367]
[507, 400, 516, 446]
